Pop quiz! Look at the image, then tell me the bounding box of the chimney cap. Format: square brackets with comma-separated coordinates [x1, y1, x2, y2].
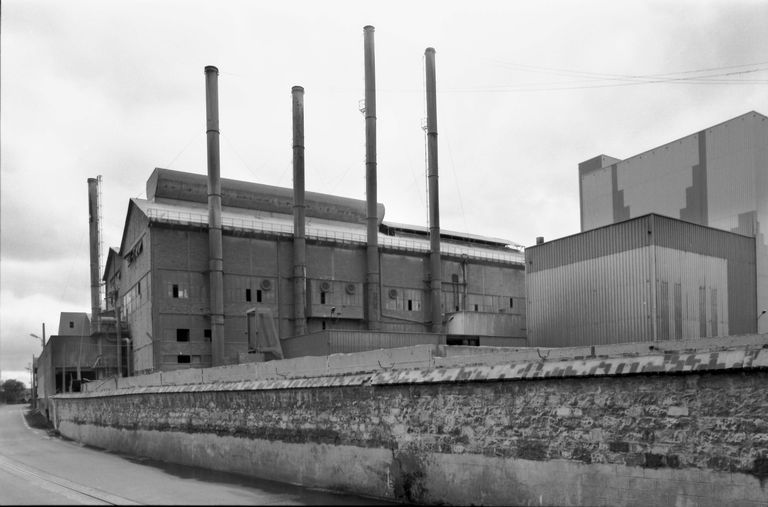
[204, 65, 219, 74]
[425, 47, 436, 54]
[364, 25, 375, 31]
[292, 85, 304, 93]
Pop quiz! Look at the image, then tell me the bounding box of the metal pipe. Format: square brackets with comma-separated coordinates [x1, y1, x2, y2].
[292, 85, 307, 337]
[114, 289, 123, 378]
[364, 25, 381, 330]
[87, 178, 101, 334]
[425, 47, 442, 333]
[205, 65, 226, 366]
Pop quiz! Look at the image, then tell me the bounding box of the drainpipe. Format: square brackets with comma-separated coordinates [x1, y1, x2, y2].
[205, 65, 226, 366]
[364, 25, 381, 330]
[292, 86, 308, 337]
[425, 47, 442, 333]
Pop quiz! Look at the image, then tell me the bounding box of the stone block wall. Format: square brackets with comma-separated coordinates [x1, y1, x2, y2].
[54, 346, 768, 505]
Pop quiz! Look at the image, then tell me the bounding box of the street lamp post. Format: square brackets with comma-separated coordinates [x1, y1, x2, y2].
[30, 333, 44, 348]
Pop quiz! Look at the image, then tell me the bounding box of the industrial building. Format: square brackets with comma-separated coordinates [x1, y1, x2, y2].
[28, 27, 528, 384]
[108, 168, 526, 374]
[526, 214, 756, 347]
[578, 111, 768, 331]
[35, 312, 122, 415]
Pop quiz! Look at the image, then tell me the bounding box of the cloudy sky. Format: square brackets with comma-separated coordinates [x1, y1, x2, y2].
[2, 0, 767, 384]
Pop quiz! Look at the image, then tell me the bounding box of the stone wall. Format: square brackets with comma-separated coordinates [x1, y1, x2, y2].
[54, 344, 768, 505]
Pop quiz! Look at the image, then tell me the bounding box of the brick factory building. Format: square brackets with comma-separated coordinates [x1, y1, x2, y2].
[107, 168, 526, 375]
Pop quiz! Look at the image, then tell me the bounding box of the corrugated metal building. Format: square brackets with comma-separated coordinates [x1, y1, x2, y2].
[526, 214, 756, 347]
[579, 111, 768, 332]
[109, 168, 527, 374]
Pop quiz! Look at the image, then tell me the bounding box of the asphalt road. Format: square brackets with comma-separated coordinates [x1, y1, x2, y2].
[0, 403, 390, 505]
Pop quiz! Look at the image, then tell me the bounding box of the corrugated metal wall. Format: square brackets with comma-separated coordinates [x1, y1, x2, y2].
[577, 112, 768, 333]
[526, 214, 756, 347]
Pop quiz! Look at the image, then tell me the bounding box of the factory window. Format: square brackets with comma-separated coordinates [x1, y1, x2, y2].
[176, 329, 190, 342]
[126, 239, 143, 265]
[69, 321, 74, 328]
[170, 284, 188, 299]
[256, 290, 262, 303]
[320, 292, 326, 304]
[407, 299, 413, 311]
[246, 288, 252, 302]
[138, 281, 142, 297]
[322, 321, 326, 330]
[177, 355, 191, 364]
[204, 329, 211, 341]
[474, 304, 479, 311]
[509, 298, 514, 308]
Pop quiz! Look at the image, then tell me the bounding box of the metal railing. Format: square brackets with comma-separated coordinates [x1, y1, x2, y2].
[146, 208, 524, 264]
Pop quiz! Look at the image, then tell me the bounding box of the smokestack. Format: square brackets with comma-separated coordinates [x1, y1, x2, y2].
[364, 25, 381, 330]
[205, 65, 226, 366]
[87, 177, 101, 334]
[292, 86, 307, 337]
[425, 48, 443, 333]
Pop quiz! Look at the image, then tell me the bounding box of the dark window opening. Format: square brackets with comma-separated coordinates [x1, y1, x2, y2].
[138, 281, 142, 296]
[509, 298, 514, 308]
[455, 306, 459, 311]
[69, 321, 74, 328]
[172, 284, 179, 298]
[176, 329, 190, 342]
[320, 292, 326, 305]
[177, 355, 191, 364]
[322, 321, 326, 330]
[447, 336, 480, 346]
[256, 289, 262, 303]
[474, 304, 479, 311]
[204, 329, 211, 341]
[246, 288, 252, 302]
[407, 299, 413, 311]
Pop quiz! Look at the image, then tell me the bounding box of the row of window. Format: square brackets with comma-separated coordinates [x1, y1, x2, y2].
[121, 278, 145, 319]
[175, 328, 211, 342]
[164, 280, 517, 313]
[167, 283, 270, 303]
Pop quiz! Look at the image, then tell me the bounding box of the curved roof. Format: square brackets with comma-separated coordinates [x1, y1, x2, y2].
[147, 168, 385, 225]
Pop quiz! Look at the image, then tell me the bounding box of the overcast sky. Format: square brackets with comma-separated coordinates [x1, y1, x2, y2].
[2, 0, 767, 384]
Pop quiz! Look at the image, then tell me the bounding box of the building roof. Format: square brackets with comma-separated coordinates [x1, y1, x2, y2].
[129, 197, 524, 265]
[381, 220, 524, 250]
[147, 168, 385, 225]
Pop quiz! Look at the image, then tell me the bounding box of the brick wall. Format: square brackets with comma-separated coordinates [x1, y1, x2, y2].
[54, 347, 768, 505]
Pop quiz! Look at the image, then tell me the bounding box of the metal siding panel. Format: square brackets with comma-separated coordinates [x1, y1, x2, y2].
[527, 245, 653, 347]
[527, 214, 756, 347]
